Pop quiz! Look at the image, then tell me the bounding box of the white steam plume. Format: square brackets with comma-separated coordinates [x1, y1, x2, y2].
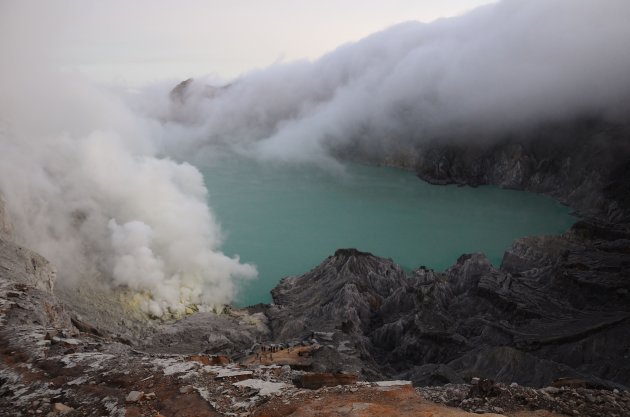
[0, 10, 256, 317]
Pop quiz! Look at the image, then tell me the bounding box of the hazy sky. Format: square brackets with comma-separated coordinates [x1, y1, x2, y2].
[1, 0, 495, 85]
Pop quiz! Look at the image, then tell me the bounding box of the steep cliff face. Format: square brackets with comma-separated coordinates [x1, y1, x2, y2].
[268, 220, 630, 389]
[342, 121, 630, 224]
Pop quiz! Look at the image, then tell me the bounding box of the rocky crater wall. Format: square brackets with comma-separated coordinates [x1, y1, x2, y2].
[340, 121, 630, 224]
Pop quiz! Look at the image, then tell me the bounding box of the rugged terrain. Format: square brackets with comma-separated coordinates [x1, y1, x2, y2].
[268, 223, 630, 389]
[1, 190, 630, 416]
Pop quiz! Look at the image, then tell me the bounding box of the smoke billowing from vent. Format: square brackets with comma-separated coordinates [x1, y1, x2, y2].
[0, 46, 257, 318]
[1, 0, 629, 316]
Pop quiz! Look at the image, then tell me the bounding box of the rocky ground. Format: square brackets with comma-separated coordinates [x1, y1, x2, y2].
[2, 296, 628, 417]
[1, 214, 629, 416]
[421, 380, 630, 417]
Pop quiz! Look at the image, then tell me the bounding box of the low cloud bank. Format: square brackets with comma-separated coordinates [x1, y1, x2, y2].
[160, 0, 630, 165]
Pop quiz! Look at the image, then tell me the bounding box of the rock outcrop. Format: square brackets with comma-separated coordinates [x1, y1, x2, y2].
[341, 120, 630, 224]
[268, 220, 630, 390]
[0, 195, 56, 293]
[0, 238, 57, 294]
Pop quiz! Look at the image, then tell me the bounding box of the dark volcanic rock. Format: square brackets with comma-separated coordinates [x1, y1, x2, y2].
[410, 122, 630, 223]
[269, 221, 630, 389]
[270, 248, 408, 341]
[420, 381, 630, 417]
[268, 248, 410, 377]
[340, 120, 630, 224]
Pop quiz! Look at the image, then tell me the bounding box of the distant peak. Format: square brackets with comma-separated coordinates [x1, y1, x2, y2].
[333, 248, 374, 258]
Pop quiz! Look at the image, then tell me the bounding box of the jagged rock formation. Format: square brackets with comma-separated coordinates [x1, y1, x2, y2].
[268, 220, 630, 390]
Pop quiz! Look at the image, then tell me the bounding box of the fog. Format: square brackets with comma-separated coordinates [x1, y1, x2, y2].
[161, 0, 630, 166]
[0, 0, 628, 317]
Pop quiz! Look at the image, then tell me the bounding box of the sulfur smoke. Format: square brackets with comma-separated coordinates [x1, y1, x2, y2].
[0, 28, 257, 317]
[1, 0, 629, 317]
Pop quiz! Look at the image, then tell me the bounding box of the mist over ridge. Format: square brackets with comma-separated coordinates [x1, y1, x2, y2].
[1, 0, 629, 317]
[160, 0, 630, 166]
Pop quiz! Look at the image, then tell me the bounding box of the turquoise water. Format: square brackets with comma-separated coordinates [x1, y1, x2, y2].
[201, 159, 575, 307]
